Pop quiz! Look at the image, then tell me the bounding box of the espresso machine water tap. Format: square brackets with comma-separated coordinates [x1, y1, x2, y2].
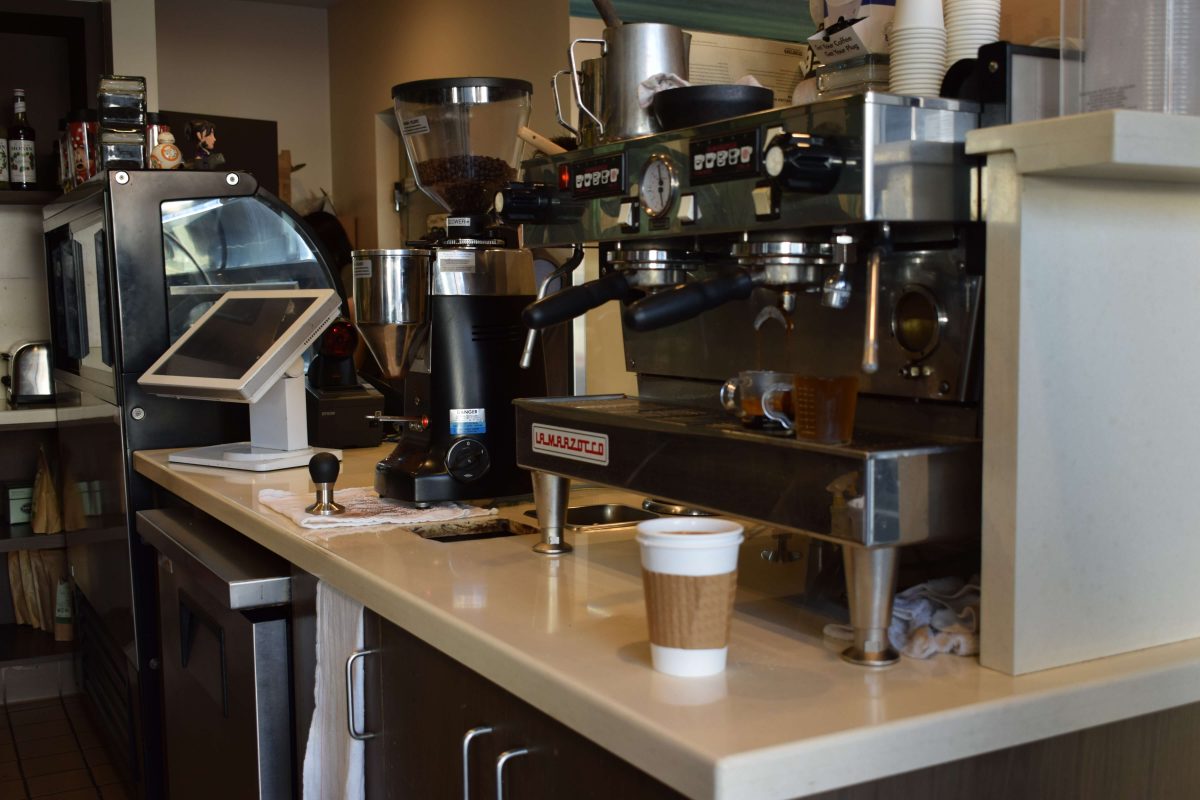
[500, 92, 985, 666]
[354, 77, 546, 504]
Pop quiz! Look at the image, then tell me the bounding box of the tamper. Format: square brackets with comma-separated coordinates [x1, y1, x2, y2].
[305, 452, 345, 515]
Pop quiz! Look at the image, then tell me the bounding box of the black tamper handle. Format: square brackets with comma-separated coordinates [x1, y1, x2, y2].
[309, 452, 340, 485]
[521, 270, 634, 330]
[624, 272, 756, 332]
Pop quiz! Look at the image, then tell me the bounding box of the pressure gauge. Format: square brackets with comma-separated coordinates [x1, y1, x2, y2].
[638, 155, 677, 218]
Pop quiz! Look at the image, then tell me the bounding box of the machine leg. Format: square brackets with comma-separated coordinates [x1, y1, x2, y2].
[531, 471, 572, 555]
[841, 545, 900, 667]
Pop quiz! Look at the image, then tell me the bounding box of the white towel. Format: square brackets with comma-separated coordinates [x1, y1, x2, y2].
[258, 487, 496, 538]
[824, 575, 981, 659]
[303, 582, 366, 800]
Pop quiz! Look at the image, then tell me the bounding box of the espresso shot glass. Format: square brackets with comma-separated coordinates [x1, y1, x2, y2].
[719, 370, 793, 433]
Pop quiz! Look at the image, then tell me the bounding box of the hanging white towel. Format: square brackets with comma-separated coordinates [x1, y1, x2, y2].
[303, 582, 366, 800]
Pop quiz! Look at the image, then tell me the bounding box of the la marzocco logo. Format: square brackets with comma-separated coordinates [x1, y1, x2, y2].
[531, 424, 609, 465]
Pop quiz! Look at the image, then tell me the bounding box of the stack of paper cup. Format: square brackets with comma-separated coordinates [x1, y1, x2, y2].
[944, 0, 1001, 69]
[889, 0, 948, 96]
[636, 517, 744, 677]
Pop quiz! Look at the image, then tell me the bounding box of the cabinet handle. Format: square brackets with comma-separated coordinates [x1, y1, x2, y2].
[461, 726, 494, 799]
[345, 648, 380, 741]
[494, 747, 529, 800]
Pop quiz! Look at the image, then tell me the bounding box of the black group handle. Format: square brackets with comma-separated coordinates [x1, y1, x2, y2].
[623, 272, 756, 332]
[522, 270, 634, 330]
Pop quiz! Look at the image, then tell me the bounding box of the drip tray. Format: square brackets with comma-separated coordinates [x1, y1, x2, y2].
[408, 517, 538, 543]
[524, 504, 659, 531]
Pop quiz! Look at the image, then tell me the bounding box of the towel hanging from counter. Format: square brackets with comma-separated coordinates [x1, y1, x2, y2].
[258, 487, 496, 537]
[303, 581, 366, 800]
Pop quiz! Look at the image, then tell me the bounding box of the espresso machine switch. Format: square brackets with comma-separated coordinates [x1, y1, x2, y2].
[751, 183, 778, 219]
[445, 439, 490, 483]
[764, 132, 844, 195]
[677, 194, 700, 224]
[618, 199, 640, 232]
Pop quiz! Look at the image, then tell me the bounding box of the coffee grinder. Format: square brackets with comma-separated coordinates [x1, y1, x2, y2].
[354, 77, 544, 504]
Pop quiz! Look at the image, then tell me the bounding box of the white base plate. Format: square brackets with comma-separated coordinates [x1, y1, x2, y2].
[168, 442, 343, 472]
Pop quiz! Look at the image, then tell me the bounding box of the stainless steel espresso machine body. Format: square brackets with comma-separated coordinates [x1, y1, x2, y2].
[354, 78, 547, 504]
[499, 92, 984, 666]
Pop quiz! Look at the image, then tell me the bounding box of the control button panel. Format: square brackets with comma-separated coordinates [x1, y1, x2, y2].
[689, 128, 760, 186]
[567, 154, 626, 199]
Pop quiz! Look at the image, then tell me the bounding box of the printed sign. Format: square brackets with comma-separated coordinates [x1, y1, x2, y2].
[531, 424, 609, 466]
[352, 258, 372, 279]
[401, 115, 431, 137]
[450, 408, 486, 435]
[438, 250, 476, 272]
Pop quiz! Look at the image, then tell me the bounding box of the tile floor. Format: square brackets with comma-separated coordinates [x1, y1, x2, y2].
[0, 695, 131, 799]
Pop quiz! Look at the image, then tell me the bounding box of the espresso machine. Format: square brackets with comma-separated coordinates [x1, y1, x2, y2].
[354, 77, 545, 503]
[498, 92, 984, 666]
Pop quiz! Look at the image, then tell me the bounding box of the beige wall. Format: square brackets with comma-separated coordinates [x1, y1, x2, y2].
[328, 0, 569, 249]
[1000, 0, 1060, 45]
[155, 0, 333, 212]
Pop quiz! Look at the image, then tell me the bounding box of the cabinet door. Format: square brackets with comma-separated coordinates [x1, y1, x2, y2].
[372, 617, 684, 800]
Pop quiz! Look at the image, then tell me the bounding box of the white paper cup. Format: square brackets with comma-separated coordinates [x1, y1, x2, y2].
[894, 0, 944, 30]
[636, 517, 744, 677]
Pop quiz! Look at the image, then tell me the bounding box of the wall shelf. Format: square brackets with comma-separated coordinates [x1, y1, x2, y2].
[0, 190, 60, 206]
[0, 525, 65, 554]
[0, 407, 57, 430]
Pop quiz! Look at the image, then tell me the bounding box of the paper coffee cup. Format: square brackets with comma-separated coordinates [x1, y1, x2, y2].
[636, 517, 744, 677]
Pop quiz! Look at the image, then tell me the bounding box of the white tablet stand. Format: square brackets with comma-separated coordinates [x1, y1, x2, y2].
[167, 358, 340, 471]
[138, 289, 343, 472]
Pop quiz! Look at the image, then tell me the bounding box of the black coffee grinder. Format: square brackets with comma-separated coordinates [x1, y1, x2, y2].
[354, 77, 545, 504]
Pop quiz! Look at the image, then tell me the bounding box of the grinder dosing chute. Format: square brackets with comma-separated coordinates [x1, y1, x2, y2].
[392, 77, 533, 226]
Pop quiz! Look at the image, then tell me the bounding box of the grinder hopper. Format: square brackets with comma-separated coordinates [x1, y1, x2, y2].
[391, 77, 533, 219]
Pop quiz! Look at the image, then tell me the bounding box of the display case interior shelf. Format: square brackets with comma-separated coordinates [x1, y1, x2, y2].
[0, 622, 73, 667]
[0, 190, 61, 206]
[0, 525, 65, 554]
[0, 407, 57, 430]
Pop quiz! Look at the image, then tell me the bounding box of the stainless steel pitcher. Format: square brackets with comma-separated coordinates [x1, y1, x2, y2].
[569, 22, 691, 142]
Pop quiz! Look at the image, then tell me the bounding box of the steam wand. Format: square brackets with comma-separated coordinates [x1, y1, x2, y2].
[519, 245, 586, 369]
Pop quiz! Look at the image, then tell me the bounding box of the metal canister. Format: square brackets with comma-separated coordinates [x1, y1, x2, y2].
[66, 110, 95, 188]
[351, 248, 432, 383]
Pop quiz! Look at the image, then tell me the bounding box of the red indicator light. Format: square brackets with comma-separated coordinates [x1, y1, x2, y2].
[558, 164, 571, 190]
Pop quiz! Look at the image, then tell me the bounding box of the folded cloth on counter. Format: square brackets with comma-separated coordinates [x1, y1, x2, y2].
[303, 582, 364, 800]
[823, 575, 981, 659]
[258, 487, 496, 536]
[637, 73, 765, 108]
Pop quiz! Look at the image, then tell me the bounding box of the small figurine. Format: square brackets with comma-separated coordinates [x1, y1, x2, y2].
[150, 131, 182, 170]
[183, 118, 225, 170]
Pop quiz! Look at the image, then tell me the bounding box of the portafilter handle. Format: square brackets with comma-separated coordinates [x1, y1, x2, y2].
[622, 271, 756, 332]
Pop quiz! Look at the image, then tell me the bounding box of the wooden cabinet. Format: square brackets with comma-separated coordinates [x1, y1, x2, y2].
[361, 611, 684, 800]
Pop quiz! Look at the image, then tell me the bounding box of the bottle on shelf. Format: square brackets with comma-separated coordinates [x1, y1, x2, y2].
[0, 117, 8, 190]
[8, 89, 37, 190]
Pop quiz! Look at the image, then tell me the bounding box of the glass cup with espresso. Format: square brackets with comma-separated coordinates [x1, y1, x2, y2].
[719, 370, 793, 432]
[762, 375, 859, 444]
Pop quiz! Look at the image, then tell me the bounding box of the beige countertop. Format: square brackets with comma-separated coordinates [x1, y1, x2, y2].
[135, 447, 1200, 800]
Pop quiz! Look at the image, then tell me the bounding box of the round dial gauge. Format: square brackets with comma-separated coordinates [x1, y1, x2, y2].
[638, 156, 676, 217]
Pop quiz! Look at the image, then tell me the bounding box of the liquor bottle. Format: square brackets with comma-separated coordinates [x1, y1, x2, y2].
[0, 120, 9, 190]
[8, 89, 37, 190]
